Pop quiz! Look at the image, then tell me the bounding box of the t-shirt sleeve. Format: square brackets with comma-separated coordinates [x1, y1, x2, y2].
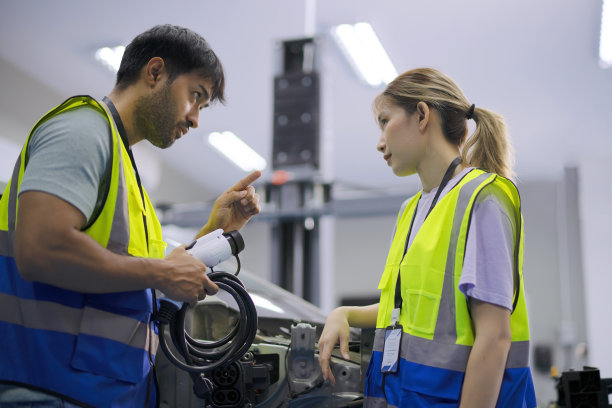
[459, 183, 518, 310]
[19, 106, 111, 222]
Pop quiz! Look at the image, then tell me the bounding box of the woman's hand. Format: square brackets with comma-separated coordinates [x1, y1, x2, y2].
[318, 307, 351, 385]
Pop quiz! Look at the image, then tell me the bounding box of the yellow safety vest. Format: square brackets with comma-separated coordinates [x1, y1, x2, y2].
[365, 169, 536, 407]
[0, 96, 166, 407]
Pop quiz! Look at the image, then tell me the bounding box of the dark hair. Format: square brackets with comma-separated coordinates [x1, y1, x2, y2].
[374, 68, 514, 179]
[116, 24, 225, 103]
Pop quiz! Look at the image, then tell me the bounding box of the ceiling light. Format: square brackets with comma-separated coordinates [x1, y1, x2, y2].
[332, 22, 398, 86]
[95, 46, 125, 72]
[600, 0, 612, 68]
[208, 131, 267, 172]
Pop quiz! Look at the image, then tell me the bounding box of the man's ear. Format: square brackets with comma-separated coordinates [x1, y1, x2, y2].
[144, 57, 166, 87]
[416, 101, 430, 131]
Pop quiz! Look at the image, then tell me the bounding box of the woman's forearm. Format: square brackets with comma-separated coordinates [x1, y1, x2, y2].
[459, 299, 511, 407]
[343, 303, 379, 328]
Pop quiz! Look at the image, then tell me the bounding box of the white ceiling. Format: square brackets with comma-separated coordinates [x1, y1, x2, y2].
[1, 0, 611, 201]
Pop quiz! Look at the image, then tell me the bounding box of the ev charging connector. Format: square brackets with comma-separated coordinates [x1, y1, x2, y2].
[156, 229, 258, 404]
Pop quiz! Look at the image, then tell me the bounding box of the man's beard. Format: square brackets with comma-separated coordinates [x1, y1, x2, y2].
[133, 83, 179, 149]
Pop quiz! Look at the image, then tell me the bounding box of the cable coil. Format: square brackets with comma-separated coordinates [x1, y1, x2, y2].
[157, 270, 258, 374]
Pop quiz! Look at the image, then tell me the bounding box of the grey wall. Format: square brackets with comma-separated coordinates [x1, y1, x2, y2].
[520, 175, 589, 404]
[333, 215, 396, 301]
[578, 156, 612, 381]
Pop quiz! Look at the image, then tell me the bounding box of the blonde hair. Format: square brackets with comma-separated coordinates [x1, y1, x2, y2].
[375, 68, 515, 179]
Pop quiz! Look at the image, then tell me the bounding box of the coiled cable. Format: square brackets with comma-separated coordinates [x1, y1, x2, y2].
[156, 269, 258, 374]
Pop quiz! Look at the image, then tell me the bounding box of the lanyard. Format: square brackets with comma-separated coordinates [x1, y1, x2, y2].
[103, 98, 158, 389]
[102, 96, 149, 251]
[391, 157, 462, 325]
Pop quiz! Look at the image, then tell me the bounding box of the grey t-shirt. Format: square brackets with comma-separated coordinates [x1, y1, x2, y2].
[399, 168, 516, 310]
[19, 105, 111, 223]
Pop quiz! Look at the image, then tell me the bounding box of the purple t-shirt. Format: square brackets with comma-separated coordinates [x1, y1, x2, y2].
[399, 168, 516, 310]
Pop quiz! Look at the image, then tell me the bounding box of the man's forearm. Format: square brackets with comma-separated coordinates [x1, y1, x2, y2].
[14, 191, 168, 293]
[16, 224, 166, 293]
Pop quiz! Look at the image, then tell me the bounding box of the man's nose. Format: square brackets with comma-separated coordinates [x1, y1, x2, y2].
[187, 106, 200, 129]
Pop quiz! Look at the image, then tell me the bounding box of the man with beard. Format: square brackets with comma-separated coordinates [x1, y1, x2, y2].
[0, 25, 260, 407]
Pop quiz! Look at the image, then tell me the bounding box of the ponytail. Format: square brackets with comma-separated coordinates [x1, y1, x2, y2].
[462, 106, 515, 180]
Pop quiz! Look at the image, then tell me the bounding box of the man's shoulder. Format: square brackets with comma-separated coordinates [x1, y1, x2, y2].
[30, 103, 111, 150]
[21, 102, 114, 220]
[46, 103, 110, 130]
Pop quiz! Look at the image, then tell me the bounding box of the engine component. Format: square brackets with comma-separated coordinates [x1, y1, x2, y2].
[155, 268, 365, 408]
[555, 366, 612, 407]
[208, 351, 272, 408]
[287, 323, 322, 396]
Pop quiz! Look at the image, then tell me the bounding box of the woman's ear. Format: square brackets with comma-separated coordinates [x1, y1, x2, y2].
[416, 101, 430, 131]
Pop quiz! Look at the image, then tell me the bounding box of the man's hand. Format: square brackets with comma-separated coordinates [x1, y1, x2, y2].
[198, 170, 261, 237]
[159, 245, 219, 305]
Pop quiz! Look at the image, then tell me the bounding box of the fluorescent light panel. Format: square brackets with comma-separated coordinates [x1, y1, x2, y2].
[208, 131, 267, 172]
[95, 46, 125, 73]
[601, 0, 612, 68]
[333, 22, 398, 86]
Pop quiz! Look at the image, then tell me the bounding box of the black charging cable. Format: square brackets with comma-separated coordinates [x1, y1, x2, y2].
[156, 264, 258, 399]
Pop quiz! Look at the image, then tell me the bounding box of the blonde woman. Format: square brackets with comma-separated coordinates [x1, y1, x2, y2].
[318, 68, 536, 407]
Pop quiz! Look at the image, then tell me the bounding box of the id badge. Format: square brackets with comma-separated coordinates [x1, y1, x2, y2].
[381, 326, 402, 373]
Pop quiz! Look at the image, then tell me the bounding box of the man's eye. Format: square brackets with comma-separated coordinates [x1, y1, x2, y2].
[194, 91, 202, 100]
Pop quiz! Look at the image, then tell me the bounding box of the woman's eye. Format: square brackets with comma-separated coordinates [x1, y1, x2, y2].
[193, 91, 202, 100]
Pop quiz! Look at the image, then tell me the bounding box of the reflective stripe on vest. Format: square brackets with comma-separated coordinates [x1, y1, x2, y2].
[0, 96, 165, 406]
[371, 328, 530, 371]
[0, 156, 20, 256]
[0, 293, 158, 354]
